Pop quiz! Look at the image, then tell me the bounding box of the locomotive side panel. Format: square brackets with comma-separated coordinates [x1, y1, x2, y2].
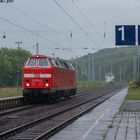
[53, 67, 76, 90]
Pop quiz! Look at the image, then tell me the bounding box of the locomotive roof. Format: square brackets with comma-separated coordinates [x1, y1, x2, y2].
[25, 54, 75, 70]
[30, 55, 49, 58]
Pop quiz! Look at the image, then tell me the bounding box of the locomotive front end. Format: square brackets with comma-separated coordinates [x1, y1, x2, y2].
[22, 55, 53, 102]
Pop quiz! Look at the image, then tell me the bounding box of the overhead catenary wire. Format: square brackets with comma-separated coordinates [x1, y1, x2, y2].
[7, 4, 89, 50]
[72, 0, 112, 46]
[81, 4, 140, 29]
[8, 4, 71, 39]
[0, 16, 65, 49]
[54, 0, 100, 47]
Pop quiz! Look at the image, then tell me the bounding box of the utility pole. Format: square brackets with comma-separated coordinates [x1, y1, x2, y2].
[88, 54, 91, 80]
[92, 54, 95, 80]
[76, 55, 78, 80]
[87, 53, 95, 81]
[36, 42, 39, 55]
[15, 41, 23, 94]
[99, 66, 102, 81]
[111, 65, 112, 74]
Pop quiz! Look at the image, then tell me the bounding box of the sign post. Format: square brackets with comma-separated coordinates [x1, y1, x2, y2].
[115, 25, 140, 80]
[16, 70, 20, 94]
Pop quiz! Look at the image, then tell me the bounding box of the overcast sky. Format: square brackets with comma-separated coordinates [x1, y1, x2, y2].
[0, 0, 140, 59]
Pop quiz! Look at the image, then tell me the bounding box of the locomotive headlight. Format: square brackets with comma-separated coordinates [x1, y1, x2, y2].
[26, 83, 30, 86]
[46, 83, 49, 87]
[46, 80, 49, 87]
[26, 80, 29, 87]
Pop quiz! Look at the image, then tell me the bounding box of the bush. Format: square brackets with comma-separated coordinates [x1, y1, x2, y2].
[135, 78, 140, 87]
[130, 78, 140, 88]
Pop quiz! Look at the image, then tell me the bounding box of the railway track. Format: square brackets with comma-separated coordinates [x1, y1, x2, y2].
[0, 105, 37, 117]
[0, 85, 124, 140]
[0, 85, 120, 117]
[0, 84, 119, 109]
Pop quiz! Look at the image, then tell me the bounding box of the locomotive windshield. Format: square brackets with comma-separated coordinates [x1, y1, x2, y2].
[25, 57, 49, 67]
[39, 58, 48, 66]
[25, 58, 36, 66]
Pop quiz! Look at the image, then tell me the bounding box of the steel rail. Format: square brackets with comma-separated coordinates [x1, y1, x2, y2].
[0, 105, 36, 117]
[0, 85, 118, 109]
[0, 85, 119, 117]
[35, 92, 115, 140]
[0, 86, 123, 140]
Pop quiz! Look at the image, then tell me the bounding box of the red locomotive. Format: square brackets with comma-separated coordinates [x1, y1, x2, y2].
[22, 55, 76, 103]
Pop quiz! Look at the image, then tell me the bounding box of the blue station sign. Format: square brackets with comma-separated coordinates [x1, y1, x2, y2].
[115, 25, 136, 45]
[138, 25, 140, 45]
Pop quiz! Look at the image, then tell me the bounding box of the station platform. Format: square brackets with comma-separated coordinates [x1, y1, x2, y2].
[0, 96, 22, 101]
[49, 88, 129, 140]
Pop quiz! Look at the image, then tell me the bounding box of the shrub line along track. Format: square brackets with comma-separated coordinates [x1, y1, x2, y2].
[0, 85, 124, 140]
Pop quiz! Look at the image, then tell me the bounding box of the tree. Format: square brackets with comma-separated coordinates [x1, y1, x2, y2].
[0, 47, 31, 87]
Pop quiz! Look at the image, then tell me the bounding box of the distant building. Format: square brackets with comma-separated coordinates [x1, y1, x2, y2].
[105, 72, 115, 82]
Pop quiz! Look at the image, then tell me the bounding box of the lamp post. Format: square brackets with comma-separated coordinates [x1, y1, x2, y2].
[83, 48, 95, 81]
[99, 66, 102, 81]
[15, 41, 23, 94]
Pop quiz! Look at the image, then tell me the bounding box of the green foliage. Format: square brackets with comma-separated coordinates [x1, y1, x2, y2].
[75, 46, 140, 81]
[135, 78, 140, 87]
[130, 78, 140, 88]
[0, 47, 31, 87]
[108, 124, 113, 128]
[0, 87, 22, 98]
[77, 80, 109, 93]
[125, 87, 140, 100]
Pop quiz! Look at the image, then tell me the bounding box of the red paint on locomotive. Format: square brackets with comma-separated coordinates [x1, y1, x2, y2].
[22, 55, 76, 102]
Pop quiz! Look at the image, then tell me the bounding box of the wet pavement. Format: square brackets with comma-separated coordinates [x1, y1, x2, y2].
[105, 111, 139, 140]
[49, 88, 129, 140]
[121, 100, 140, 112]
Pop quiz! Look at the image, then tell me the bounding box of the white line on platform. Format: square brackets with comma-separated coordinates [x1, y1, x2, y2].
[80, 108, 110, 140]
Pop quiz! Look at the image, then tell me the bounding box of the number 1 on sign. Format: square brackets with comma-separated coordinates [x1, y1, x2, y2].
[118, 26, 125, 41]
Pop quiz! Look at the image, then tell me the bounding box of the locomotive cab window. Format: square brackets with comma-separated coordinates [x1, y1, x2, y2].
[70, 64, 75, 70]
[39, 58, 48, 66]
[25, 58, 36, 66]
[48, 58, 55, 66]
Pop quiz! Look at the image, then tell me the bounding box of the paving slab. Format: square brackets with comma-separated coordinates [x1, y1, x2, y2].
[106, 112, 139, 140]
[121, 100, 140, 111]
[49, 88, 128, 140]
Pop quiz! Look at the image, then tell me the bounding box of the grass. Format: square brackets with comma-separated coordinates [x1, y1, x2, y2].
[125, 87, 140, 100]
[0, 87, 22, 98]
[0, 80, 109, 98]
[107, 124, 113, 128]
[77, 80, 110, 93]
[102, 133, 107, 139]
